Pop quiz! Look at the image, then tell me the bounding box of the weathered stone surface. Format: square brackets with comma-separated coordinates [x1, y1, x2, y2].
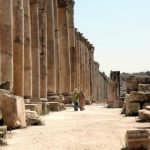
[113, 100, 123, 108]
[145, 106, 150, 111]
[125, 130, 150, 149]
[0, 91, 26, 129]
[130, 91, 150, 102]
[122, 94, 130, 114]
[0, 81, 10, 91]
[25, 110, 43, 126]
[142, 102, 150, 109]
[49, 102, 60, 111]
[25, 103, 42, 115]
[138, 84, 150, 92]
[42, 102, 49, 115]
[59, 103, 66, 111]
[126, 101, 140, 116]
[139, 109, 150, 121]
[0, 125, 7, 138]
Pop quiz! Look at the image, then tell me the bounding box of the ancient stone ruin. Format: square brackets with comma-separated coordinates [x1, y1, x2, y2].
[0, 0, 109, 141]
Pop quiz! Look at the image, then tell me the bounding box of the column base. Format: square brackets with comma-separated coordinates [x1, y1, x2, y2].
[47, 91, 60, 102]
[62, 92, 72, 104]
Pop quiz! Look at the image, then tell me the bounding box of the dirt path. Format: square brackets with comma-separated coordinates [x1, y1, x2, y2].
[1, 104, 149, 150]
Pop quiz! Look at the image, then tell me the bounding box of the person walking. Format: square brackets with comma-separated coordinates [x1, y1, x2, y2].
[72, 89, 80, 111]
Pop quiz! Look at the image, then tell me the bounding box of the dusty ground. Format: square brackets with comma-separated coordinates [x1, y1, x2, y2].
[1, 104, 149, 150]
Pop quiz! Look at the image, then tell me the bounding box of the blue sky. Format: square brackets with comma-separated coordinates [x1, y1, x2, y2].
[74, 0, 150, 75]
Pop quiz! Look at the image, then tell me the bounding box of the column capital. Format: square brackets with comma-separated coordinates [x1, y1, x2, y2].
[58, 0, 67, 8]
[67, 0, 75, 8]
[30, 0, 39, 5]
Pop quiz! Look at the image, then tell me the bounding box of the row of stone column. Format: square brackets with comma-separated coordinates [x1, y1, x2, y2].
[0, 0, 106, 104]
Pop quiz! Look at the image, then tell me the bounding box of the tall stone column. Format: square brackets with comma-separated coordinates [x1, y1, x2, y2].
[53, 0, 60, 93]
[86, 42, 91, 97]
[23, 0, 32, 99]
[0, 0, 13, 91]
[79, 33, 84, 90]
[58, 0, 71, 102]
[30, 0, 40, 102]
[39, 0, 47, 101]
[13, 0, 24, 96]
[89, 45, 94, 98]
[67, 0, 76, 92]
[47, 0, 59, 101]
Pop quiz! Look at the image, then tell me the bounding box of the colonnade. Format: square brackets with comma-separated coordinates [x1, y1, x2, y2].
[0, 0, 108, 105]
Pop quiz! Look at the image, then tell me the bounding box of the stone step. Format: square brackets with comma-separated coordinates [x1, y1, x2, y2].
[138, 109, 150, 121]
[125, 130, 150, 150]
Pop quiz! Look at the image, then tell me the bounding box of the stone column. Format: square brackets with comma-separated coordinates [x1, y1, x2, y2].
[30, 0, 40, 102]
[13, 0, 24, 96]
[89, 45, 94, 98]
[79, 33, 84, 90]
[39, 0, 47, 101]
[67, 0, 76, 92]
[47, 0, 59, 101]
[23, 0, 32, 99]
[58, 0, 71, 102]
[86, 42, 91, 97]
[0, 0, 13, 91]
[110, 71, 120, 98]
[53, 0, 60, 93]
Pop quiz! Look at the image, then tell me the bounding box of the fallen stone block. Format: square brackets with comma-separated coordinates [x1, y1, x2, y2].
[145, 106, 150, 111]
[48, 102, 60, 111]
[0, 125, 7, 146]
[59, 103, 66, 111]
[125, 130, 150, 150]
[107, 102, 113, 108]
[138, 84, 150, 92]
[130, 91, 150, 102]
[139, 109, 150, 121]
[25, 110, 43, 126]
[113, 100, 124, 108]
[25, 103, 42, 115]
[0, 125, 7, 138]
[126, 102, 140, 116]
[142, 102, 150, 109]
[0, 91, 26, 130]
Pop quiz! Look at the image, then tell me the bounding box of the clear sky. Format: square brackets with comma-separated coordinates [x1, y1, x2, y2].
[74, 0, 150, 76]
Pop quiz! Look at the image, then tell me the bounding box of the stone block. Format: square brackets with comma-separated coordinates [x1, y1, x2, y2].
[130, 91, 150, 102]
[0, 91, 26, 129]
[113, 101, 124, 108]
[126, 101, 140, 116]
[139, 110, 150, 121]
[107, 102, 113, 108]
[142, 103, 150, 109]
[0, 125, 7, 138]
[138, 84, 150, 92]
[48, 102, 60, 111]
[59, 103, 66, 111]
[125, 130, 150, 149]
[25, 103, 42, 115]
[42, 102, 49, 115]
[145, 106, 150, 111]
[25, 110, 43, 126]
